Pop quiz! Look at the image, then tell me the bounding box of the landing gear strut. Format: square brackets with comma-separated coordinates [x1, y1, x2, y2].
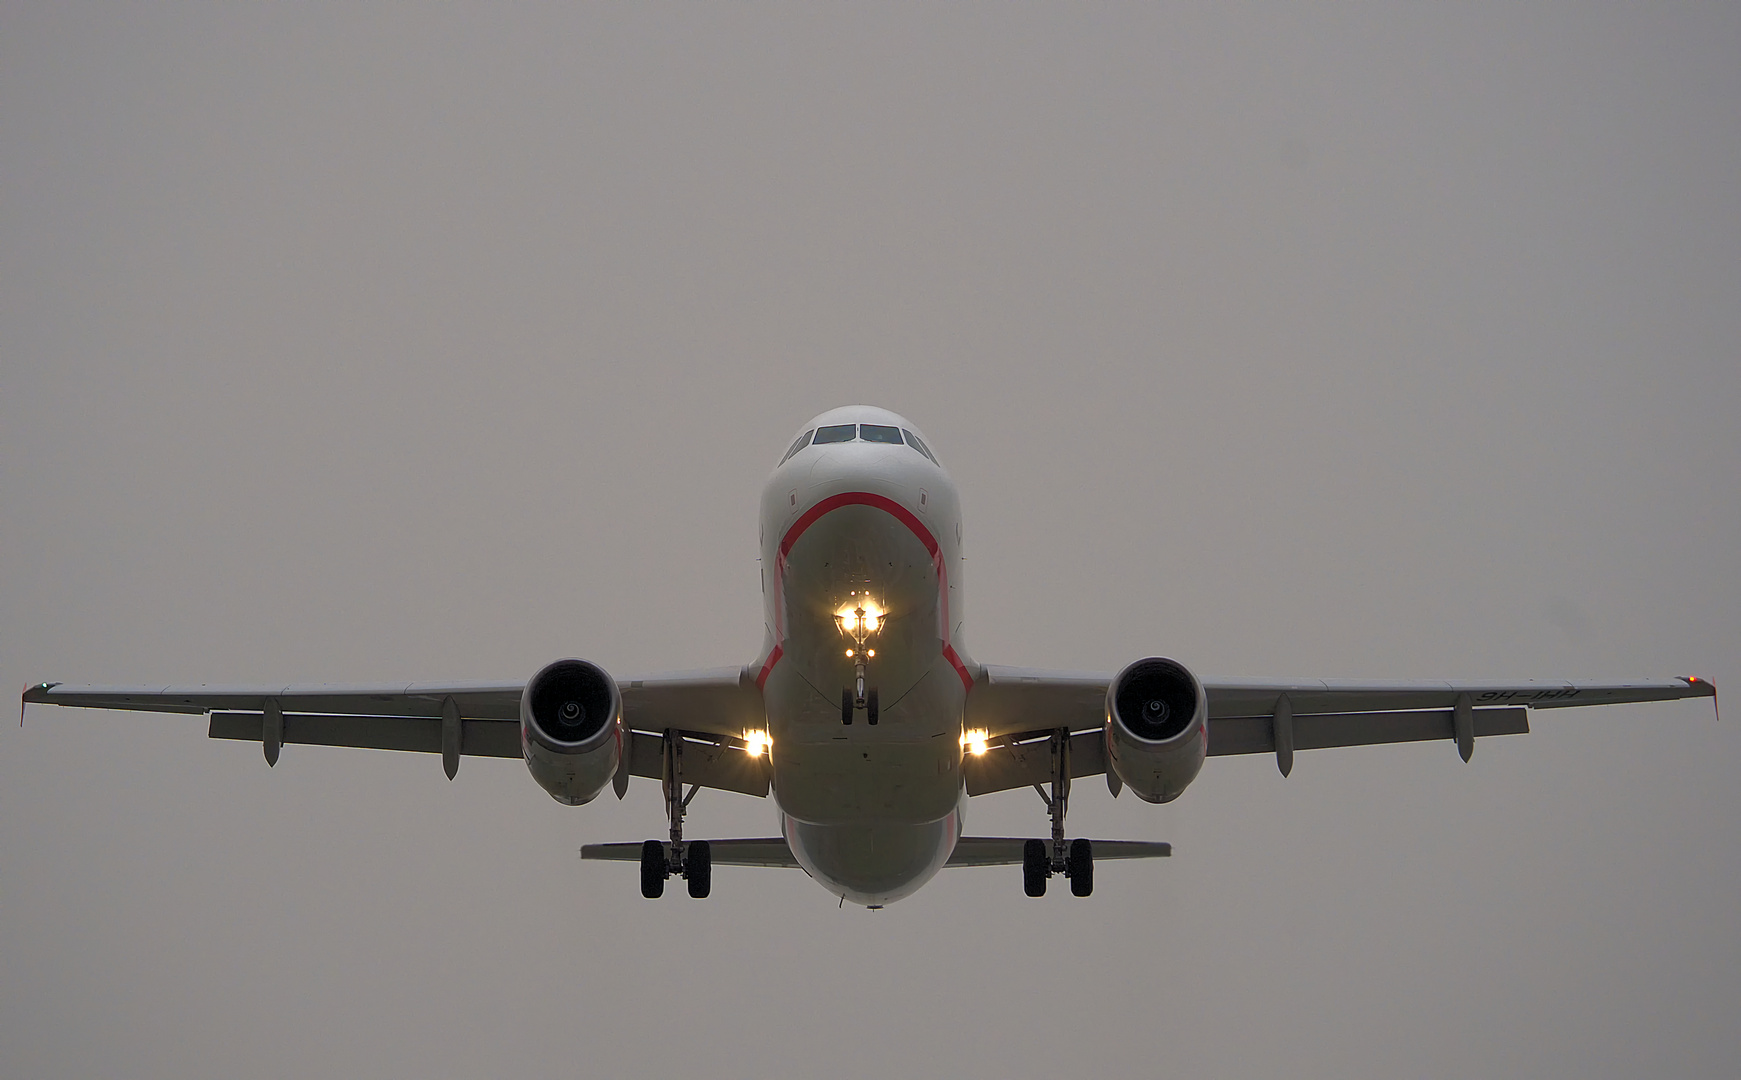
[641, 730, 712, 898]
[839, 596, 880, 725]
[1022, 729, 1094, 897]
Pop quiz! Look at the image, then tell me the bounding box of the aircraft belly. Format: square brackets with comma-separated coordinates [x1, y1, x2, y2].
[775, 503, 943, 710]
[768, 713, 963, 825]
[762, 503, 965, 826]
[783, 806, 962, 907]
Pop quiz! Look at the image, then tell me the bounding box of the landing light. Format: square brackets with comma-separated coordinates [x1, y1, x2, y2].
[743, 730, 769, 757]
[834, 597, 885, 635]
[960, 728, 989, 756]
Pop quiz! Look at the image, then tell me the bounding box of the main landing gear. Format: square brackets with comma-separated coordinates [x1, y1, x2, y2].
[1021, 729, 1094, 898]
[641, 838, 710, 899]
[640, 729, 712, 899]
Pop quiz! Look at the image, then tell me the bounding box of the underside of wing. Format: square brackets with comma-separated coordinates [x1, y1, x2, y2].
[23, 668, 773, 796]
[962, 728, 1108, 796]
[1202, 676, 1716, 718]
[965, 666, 1109, 740]
[958, 667, 1715, 791]
[21, 680, 525, 719]
[1202, 676, 1715, 773]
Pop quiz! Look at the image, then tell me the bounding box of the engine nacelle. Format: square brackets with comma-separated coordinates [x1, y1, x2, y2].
[521, 658, 623, 806]
[1105, 656, 1207, 804]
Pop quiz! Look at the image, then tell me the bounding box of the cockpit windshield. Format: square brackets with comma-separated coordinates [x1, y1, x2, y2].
[813, 424, 858, 444]
[780, 430, 815, 464]
[781, 421, 941, 465]
[902, 429, 939, 464]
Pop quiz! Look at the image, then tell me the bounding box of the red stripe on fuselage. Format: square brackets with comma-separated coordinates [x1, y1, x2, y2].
[757, 491, 973, 692]
[755, 644, 784, 689]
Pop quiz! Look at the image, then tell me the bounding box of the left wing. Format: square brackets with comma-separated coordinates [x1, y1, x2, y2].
[962, 666, 1715, 794]
[21, 668, 769, 795]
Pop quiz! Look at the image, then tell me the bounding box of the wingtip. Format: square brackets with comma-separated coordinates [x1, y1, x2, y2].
[20, 682, 58, 725]
[1683, 676, 1718, 721]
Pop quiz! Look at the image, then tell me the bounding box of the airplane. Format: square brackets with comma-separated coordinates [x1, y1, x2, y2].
[22, 404, 1717, 908]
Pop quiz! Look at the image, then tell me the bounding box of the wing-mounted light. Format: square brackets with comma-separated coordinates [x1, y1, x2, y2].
[1683, 675, 1719, 721]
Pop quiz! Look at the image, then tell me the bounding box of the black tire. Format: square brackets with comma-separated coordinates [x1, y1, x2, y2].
[1022, 838, 1048, 897]
[1068, 838, 1094, 897]
[866, 687, 879, 726]
[686, 840, 712, 898]
[640, 839, 666, 898]
[841, 688, 853, 725]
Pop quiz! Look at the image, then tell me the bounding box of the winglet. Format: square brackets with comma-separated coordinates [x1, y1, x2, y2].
[1683, 676, 1718, 721]
[21, 682, 58, 726]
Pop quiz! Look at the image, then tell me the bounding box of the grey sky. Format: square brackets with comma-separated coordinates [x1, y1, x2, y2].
[3, 5, 1737, 1077]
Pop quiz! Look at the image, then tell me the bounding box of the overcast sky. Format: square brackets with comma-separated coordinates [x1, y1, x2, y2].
[3, 5, 1738, 1078]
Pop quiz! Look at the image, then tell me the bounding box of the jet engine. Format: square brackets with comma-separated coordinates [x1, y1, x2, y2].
[521, 658, 623, 806]
[1105, 656, 1207, 804]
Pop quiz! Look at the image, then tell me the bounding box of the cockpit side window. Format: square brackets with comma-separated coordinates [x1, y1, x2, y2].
[859, 424, 903, 444]
[781, 430, 815, 464]
[813, 424, 858, 444]
[902, 429, 939, 464]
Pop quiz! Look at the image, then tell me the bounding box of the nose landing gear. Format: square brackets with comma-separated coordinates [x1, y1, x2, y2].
[839, 597, 882, 726]
[840, 686, 880, 725]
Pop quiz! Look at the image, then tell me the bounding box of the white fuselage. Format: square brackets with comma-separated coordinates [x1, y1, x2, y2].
[754, 406, 972, 905]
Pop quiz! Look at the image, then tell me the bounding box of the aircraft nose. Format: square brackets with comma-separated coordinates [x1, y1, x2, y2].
[806, 448, 841, 481]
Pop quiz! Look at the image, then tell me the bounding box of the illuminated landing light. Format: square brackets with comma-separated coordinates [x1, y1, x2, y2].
[960, 728, 989, 756]
[743, 730, 770, 757]
[834, 597, 886, 635]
